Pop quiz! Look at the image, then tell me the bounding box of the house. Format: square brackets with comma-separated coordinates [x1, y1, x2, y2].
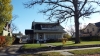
[20, 35, 29, 43]
[76, 22, 100, 37]
[12, 31, 23, 38]
[12, 32, 23, 44]
[25, 21, 66, 43]
[2, 22, 12, 36]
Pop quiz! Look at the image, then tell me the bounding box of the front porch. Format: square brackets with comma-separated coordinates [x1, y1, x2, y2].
[35, 33, 46, 43]
[34, 33, 63, 43]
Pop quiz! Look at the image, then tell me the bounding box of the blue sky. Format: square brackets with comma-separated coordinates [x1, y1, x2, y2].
[12, 0, 100, 35]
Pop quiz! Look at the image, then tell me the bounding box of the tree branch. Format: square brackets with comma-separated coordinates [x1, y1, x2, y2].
[78, 0, 87, 14]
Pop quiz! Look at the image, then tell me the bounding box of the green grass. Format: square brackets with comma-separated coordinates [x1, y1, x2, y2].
[22, 44, 46, 49]
[21, 52, 64, 56]
[68, 48, 100, 55]
[48, 41, 100, 46]
[23, 41, 100, 49]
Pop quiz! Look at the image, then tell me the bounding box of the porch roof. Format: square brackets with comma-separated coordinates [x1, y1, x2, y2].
[25, 29, 34, 35]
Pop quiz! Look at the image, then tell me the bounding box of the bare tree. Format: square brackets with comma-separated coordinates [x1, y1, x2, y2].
[11, 23, 18, 32]
[24, 0, 100, 44]
[66, 25, 75, 37]
[10, 15, 19, 32]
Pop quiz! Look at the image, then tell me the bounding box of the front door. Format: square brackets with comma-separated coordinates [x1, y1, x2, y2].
[39, 33, 44, 43]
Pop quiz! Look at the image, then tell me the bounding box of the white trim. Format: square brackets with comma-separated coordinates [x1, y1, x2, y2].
[36, 33, 39, 43]
[44, 33, 46, 43]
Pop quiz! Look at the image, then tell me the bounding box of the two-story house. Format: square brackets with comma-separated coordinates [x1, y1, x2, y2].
[2, 22, 12, 36]
[80, 22, 100, 37]
[25, 21, 66, 43]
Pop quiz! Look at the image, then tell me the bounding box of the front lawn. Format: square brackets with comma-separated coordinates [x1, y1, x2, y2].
[21, 52, 64, 56]
[22, 44, 47, 49]
[48, 41, 100, 46]
[68, 48, 100, 56]
[22, 41, 100, 49]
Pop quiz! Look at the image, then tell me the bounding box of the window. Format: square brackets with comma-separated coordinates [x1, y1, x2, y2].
[92, 28, 94, 31]
[8, 33, 10, 36]
[87, 29, 89, 33]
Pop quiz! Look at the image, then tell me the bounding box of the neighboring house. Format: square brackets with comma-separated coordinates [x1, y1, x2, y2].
[12, 32, 23, 43]
[73, 22, 100, 38]
[12, 31, 23, 38]
[2, 22, 12, 36]
[20, 35, 29, 43]
[25, 21, 66, 43]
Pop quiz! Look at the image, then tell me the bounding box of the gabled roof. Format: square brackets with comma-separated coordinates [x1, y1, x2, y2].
[80, 22, 100, 32]
[31, 21, 64, 29]
[29, 21, 65, 33]
[32, 21, 59, 24]
[31, 21, 60, 29]
[95, 22, 100, 27]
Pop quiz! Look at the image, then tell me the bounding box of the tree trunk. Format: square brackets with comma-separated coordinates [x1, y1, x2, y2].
[73, 0, 80, 44]
[74, 17, 80, 44]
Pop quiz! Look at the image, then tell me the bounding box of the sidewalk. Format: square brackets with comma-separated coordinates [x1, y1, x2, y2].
[0, 44, 23, 56]
[1, 44, 100, 56]
[40, 44, 100, 56]
[37, 46, 100, 56]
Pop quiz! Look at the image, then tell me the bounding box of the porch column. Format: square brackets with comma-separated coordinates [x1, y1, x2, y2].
[44, 33, 46, 43]
[62, 33, 64, 38]
[36, 33, 39, 43]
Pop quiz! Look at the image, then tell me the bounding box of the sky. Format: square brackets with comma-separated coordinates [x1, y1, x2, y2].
[11, 0, 100, 35]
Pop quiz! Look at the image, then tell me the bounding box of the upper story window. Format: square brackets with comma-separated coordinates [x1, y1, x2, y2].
[92, 28, 94, 31]
[41, 24, 57, 30]
[87, 29, 89, 33]
[41, 24, 56, 28]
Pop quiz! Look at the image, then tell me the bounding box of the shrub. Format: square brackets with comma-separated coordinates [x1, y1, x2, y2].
[0, 36, 6, 47]
[0, 36, 15, 47]
[5, 36, 15, 46]
[63, 33, 71, 40]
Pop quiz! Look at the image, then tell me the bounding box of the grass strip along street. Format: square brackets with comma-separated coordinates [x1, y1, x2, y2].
[68, 48, 100, 56]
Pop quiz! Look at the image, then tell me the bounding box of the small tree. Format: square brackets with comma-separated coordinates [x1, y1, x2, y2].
[63, 33, 71, 40]
[66, 25, 75, 38]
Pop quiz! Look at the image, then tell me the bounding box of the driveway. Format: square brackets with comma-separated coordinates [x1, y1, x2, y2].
[0, 44, 23, 56]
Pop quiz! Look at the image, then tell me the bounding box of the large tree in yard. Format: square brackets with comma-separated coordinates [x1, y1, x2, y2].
[24, 0, 100, 44]
[0, 0, 13, 33]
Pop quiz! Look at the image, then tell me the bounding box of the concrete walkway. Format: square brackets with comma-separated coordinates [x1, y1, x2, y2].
[0, 44, 23, 56]
[37, 44, 100, 56]
[37, 47, 100, 56]
[1, 44, 100, 56]
[42, 44, 74, 56]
